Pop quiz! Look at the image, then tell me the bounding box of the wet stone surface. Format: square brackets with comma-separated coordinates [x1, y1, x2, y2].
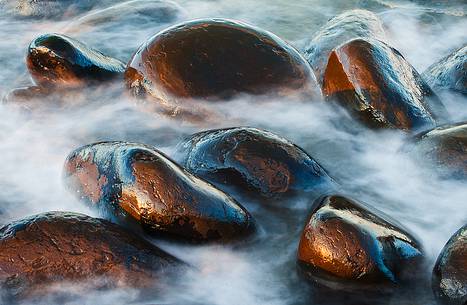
[176, 127, 336, 198]
[63, 141, 255, 242]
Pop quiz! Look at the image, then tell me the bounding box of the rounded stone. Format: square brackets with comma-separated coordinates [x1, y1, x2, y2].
[0, 211, 184, 299]
[63, 141, 255, 242]
[297, 195, 424, 293]
[322, 38, 448, 131]
[176, 127, 335, 198]
[433, 224, 467, 305]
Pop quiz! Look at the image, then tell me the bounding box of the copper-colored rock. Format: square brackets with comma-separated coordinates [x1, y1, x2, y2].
[176, 127, 335, 198]
[0, 211, 184, 299]
[27, 33, 125, 88]
[297, 195, 424, 292]
[125, 18, 321, 118]
[303, 10, 387, 85]
[322, 38, 448, 130]
[63, 141, 255, 242]
[423, 45, 467, 96]
[433, 224, 467, 305]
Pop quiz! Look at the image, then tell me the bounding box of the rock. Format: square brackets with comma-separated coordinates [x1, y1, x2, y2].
[125, 18, 321, 118]
[176, 127, 335, 198]
[433, 224, 467, 305]
[0, 211, 184, 299]
[323, 38, 448, 131]
[412, 122, 467, 178]
[27, 33, 125, 88]
[63, 141, 255, 242]
[303, 10, 387, 85]
[422, 46, 467, 96]
[297, 195, 424, 293]
[0, 0, 106, 19]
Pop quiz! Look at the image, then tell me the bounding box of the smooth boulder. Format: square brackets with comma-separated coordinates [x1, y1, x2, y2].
[27, 33, 125, 88]
[63, 141, 255, 242]
[423, 46, 467, 96]
[0, 211, 184, 299]
[176, 127, 335, 198]
[125, 18, 321, 117]
[323, 38, 448, 130]
[297, 195, 424, 293]
[303, 10, 387, 85]
[433, 224, 467, 305]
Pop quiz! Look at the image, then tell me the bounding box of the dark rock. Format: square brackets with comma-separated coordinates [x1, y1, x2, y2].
[27, 33, 125, 88]
[322, 38, 448, 131]
[176, 127, 335, 198]
[297, 195, 424, 293]
[0, 0, 106, 19]
[0, 211, 184, 299]
[63, 141, 255, 242]
[423, 46, 467, 96]
[433, 224, 467, 305]
[125, 18, 321, 119]
[412, 122, 467, 178]
[303, 10, 387, 85]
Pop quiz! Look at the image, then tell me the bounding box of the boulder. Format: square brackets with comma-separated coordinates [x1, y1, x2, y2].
[63, 141, 255, 242]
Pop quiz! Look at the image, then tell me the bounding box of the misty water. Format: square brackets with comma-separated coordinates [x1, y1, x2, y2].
[0, 0, 466, 304]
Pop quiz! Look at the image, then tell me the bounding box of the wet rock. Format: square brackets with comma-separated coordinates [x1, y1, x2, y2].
[433, 224, 467, 305]
[176, 127, 335, 198]
[27, 33, 125, 88]
[0, 0, 106, 19]
[323, 38, 448, 131]
[303, 10, 387, 85]
[125, 18, 321, 118]
[0, 211, 184, 299]
[63, 141, 255, 242]
[423, 46, 467, 96]
[297, 195, 424, 293]
[412, 122, 467, 178]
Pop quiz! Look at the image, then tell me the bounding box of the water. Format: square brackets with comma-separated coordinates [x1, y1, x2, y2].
[0, 0, 466, 304]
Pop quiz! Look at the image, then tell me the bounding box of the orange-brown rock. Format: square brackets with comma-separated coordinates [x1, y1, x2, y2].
[297, 195, 424, 293]
[63, 141, 255, 242]
[27, 33, 125, 88]
[124, 18, 321, 118]
[322, 38, 448, 130]
[303, 10, 387, 85]
[0, 211, 184, 300]
[433, 224, 467, 305]
[176, 127, 336, 198]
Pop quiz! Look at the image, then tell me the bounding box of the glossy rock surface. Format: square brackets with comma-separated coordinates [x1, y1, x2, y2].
[323, 38, 448, 130]
[63, 141, 254, 242]
[0, 211, 183, 299]
[125, 18, 321, 116]
[27, 33, 125, 88]
[433, 224, 467, 305]
[303, 9, 386, 85]
[423, 45, 467, 96]
[297, 195, 424, 292]
[176, 127, 335, 198]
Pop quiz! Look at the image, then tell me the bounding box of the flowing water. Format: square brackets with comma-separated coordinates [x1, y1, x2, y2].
[0, 0, 466, 304]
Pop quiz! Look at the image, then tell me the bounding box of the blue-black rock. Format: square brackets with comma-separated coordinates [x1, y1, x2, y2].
[63, 141, 255, 242]
[176, 127, 335, 198]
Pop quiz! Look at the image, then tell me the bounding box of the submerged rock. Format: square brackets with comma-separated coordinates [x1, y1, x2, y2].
[303, 10, 387, 85]
[63, 141, 255, 242]
[412, 122, 467, 178]
[125, 18, 321, 118]
[0, 211, 184, 299]
[422, 46, 467, 96]
[297, 195, 424, 293]
[433, 224, 467, 305]
[323, 38, 448, 130]
[27, 33, 125, 88]
[176, 127, 335, 198]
